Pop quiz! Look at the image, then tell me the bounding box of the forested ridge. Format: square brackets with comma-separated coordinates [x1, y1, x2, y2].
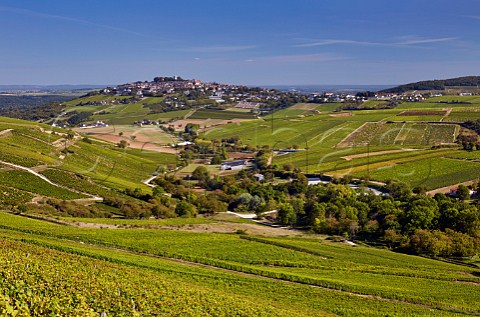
[380, 76, 480, 93]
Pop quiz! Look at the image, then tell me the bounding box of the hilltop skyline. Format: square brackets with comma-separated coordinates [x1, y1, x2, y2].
[1, 0, 480, 85]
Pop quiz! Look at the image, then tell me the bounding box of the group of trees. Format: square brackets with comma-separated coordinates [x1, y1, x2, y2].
[273, 179, 480, 257]
[380, 76, 480, 93]
[149, 165, 480, 258]
[337, 100, 400, 111]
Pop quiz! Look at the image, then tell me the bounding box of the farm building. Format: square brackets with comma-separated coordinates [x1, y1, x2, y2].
[253, 173, 265, 181]
[307, 177, 328, 186]
[221, 159, 247, 170]
[449, 187, 476, 197]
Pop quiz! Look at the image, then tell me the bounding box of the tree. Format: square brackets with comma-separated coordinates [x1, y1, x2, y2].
[210, 155, 223, 165]
[117, 140, 129, 148]
[175, 201, 196, 217]
[413, 185, 428, 196]
[277, 203, 297, 226]
[66, 130, 75, 140]
[385, 180, 412, 201]
[196, 194, 227, 214]
[404, 197, 439, 232]
[191, 166, 210, 182]
[456, 185, 470, 201]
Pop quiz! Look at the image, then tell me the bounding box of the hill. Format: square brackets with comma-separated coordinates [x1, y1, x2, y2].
[380, 76, 480, 93]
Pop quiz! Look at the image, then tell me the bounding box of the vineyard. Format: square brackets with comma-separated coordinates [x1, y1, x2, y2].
[0, 185, 33, 206]
[0, 170, 86, 200]
[356, 158, 480, 189]
[338, 123, 458, 148]
[0, 212, 478, 316]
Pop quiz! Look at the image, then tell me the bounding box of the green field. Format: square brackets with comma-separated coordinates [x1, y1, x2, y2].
[199, 97, 479, 188]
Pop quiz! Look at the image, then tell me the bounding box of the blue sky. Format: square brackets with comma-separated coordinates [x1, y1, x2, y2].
[1, 0, 480, 85]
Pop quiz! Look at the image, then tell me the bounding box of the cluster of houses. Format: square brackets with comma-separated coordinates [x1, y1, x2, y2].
[100, 77, 289, 110]
[133, 119, 161, 126]
[112, 79, 203, 97]
[307, 91, 430, 103]
[307, 92, 361, 103]
[78, 121, 108, 129]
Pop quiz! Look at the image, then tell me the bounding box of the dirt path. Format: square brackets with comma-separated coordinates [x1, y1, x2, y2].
[0, 129, 13, 137]
[142, 175, 157, 188]
[440, 107, 453, 122]
[183, 105, 207, 119]
[336, 122, 368, 148]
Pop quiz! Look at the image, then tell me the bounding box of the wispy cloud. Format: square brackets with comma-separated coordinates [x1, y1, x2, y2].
[246, 53, 346, 63]
[0, 6, 146, 37]
[157, 45, 257, 53]
[296, 39, 381, 47]
[295, 37, 457, 48]
[396, 37, 457, 45]
[465, 15, 480, 20]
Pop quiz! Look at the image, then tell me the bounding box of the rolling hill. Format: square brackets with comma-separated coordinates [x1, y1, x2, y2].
[1, 78, 480, 315]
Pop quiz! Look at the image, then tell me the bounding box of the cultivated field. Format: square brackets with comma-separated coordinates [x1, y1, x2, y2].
[74, 125, 180, 149]
[201, 95, 480, 188]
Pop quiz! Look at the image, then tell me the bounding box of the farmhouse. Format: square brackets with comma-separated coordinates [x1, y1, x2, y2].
[253, 173, 265, 181]
[221, 159, 247, 170]
[449, 187, 476, 197]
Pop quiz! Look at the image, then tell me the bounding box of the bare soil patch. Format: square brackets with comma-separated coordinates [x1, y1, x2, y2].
[228, 152, 255, 160]
[87, 134, 179, 153]
[160, 222, 304, 236]
[398, 110, 446, 116]
[427, 180, 477, 195]
[289, 103, 319, 110]
[341, 149, 420, 161]
[329, 112, 352, 117]
[60, 216, 303, 236]
[167, 118, 250, 133]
